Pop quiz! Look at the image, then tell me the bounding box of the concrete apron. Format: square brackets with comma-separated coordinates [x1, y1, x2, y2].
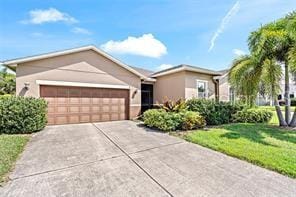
[1, 121, 296, 197]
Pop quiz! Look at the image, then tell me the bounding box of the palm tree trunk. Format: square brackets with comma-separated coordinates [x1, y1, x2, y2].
[284, 61, 291, 123]
[289, 107, 296, 127]
[274, 98, 288, 126]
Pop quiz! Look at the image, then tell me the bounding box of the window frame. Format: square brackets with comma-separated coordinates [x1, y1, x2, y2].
[196, 80, 209, 98]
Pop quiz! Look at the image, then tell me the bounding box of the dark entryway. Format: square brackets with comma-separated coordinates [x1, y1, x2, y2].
[141, 84, 153, 113]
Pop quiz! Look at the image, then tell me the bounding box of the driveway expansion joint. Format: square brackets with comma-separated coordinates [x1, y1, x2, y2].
[9, 154, 125, 181]
[128, 141, 184, 155]
[92, 123, 174, 197]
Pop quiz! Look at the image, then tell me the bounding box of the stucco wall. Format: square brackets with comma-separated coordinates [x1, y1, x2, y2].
[185, 71, 216, 99]
[219, 74, 230, 101]
[153, 71, 186, 103]
[16, 49, 142, 118]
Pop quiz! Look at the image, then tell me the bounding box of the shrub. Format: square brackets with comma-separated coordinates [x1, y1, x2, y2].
[162, 99, 187, 112]
[143, 109, 182, 131]
[186, 99, 245, 125]
[291, 98, 296, 106]
[0, 96, 47, 134]
[232, 108, 273, 123]
[180, 111, 206, 130]
[143, 109, 205, 131]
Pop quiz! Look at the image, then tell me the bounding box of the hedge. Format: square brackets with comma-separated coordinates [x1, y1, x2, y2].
[186, 99, 245, 125]
[0, 96, 47, 134]
[232, 108, 273, 123]
[143, 109, 205, 131]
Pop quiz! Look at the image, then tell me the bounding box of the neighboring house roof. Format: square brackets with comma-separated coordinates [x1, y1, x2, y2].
[2, 45, 155, 81]
[151, 64, 222, 77]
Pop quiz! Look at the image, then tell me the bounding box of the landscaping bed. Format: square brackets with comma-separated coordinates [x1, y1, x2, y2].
[183, 123, 296, 178]
[0, 134, 30, 184]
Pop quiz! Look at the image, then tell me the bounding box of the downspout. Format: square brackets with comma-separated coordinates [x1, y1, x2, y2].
[212, 77, 219, 102]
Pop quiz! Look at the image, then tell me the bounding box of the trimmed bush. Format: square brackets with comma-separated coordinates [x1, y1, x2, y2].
[180, 111, 206, 130]
[291, 98, 296, 106]
[143, 109, 205, 131]
[143, 109, 182, 131]
[186, 99, 245, 125]
[232, 108, 273, 123]
[0, 96, 47, 134]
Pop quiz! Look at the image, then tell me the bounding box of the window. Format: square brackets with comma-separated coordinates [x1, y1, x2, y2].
[229, 87, 235, 103]
[197, 80, 208, 98]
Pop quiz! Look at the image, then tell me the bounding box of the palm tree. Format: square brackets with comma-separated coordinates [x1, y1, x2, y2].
[229, 11, 296, 127]
[229, 56, 287, 126]
[0, 67, 16, 95]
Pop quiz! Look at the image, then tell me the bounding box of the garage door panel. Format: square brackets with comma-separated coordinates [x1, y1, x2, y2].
[80, 115, 91, 123]
[69, 116, 80, 124]
[69, 106, 79, 113]
[56, 106, 68, 113]
[81, 98, 91, 104]
[92, 106, 101, 113]
[56, 116, 68, 125]
[57, 88, 68, 97]
[40, 85, 129, 125]
[56, 97, 68, 104]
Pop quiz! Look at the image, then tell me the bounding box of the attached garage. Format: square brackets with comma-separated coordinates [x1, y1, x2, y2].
[40, 85, 129, 125]
[3, 45, 156, 125]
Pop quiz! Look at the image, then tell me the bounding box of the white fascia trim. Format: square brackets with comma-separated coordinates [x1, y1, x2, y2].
[3, 45, 148, 80]
[151, 67, 185, 77]
[36, 80, 130, 89]
[152, 67, 221, 78]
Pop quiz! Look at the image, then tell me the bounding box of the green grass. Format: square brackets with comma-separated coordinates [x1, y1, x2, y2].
[259, 106, 296, 111]
[257, 106, 295, 125]
[0, 135, 30, 184]
[184, 124, 296, 178]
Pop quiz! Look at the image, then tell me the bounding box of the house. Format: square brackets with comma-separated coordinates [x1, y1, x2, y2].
[3, 45, 223, 125]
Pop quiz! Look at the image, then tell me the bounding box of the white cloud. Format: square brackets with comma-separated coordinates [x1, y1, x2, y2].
[23, 8, 77, 24]
[208, 1, 240, 52]
[71, 27, 92, 35]
[233, 48, 246, 56]
[100, 34, 167, 58]
[156, 64, 173, 71]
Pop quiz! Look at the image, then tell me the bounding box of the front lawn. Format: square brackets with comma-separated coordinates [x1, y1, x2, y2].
[0, 135, 30, 184]
[184, 124, 296, 178]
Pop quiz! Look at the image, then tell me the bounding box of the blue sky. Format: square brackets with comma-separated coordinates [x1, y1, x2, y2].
[0, 0, 295, 71]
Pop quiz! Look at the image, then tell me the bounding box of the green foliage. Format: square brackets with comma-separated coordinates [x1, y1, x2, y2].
[143, 109, 205, 131]
[0, 96, 47, 134]
[0, 135, 30, 183]
[143, 109, 181, 131]
[184, 123, 296, 178]
[291, 98, 296, 106]
[232, 108, 273, 123]
[0, 68, 15, 95]
[180, 111, 206, 130]
[162, 99, 187, 112]
[186, 98, 245, 125]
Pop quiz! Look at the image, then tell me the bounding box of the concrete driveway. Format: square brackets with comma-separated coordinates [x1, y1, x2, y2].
[1, 121, 295, 197]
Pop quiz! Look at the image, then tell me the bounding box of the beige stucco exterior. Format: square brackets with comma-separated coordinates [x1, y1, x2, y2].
[153, 71, 186, 103]
[185, 71, 216, 100]
[219, 74, 231, 102]
[15, 49, 142, 118]
[153, 70, 218, 103]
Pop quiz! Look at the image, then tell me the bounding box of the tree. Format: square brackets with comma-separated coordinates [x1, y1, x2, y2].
[229, 11, 296, 127]
[0, 67, 16, 95]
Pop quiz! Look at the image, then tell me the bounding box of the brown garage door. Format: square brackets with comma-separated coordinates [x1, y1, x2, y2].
[40, 85, 129, 125]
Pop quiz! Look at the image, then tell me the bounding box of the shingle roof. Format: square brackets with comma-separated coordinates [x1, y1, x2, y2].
[151, 64, 222, 77]
[130, 66, 154, 77]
